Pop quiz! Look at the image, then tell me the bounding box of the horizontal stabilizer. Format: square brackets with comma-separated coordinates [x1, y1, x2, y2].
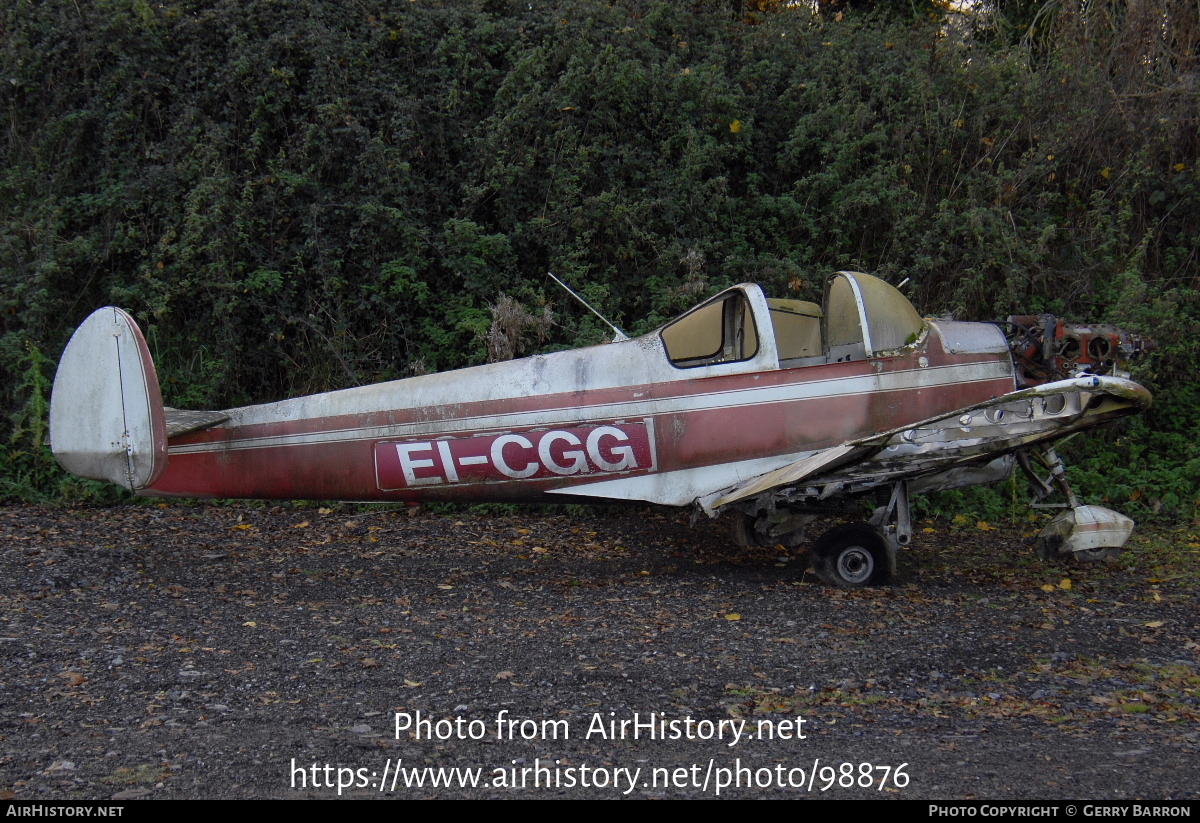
[164, 408, 230, 438]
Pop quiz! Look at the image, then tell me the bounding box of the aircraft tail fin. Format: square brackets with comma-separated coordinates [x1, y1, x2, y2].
[49, 307, 168, 490]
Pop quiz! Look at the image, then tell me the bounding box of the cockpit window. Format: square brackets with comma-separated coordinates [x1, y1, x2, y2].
[768, 299, 823, 361]
[661, 291, 759, 368]
[826, 275, 865, 350]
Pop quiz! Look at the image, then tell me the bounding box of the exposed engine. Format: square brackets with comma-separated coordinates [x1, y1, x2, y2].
[1005, 313, 1155, 388]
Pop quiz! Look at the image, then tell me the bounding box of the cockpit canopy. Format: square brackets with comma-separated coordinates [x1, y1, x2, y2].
[823, 271, 925, 362]
[659, 271, 924, 369]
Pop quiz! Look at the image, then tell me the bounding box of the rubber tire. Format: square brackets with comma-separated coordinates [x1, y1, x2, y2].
[811, 523, 897, 588]
[730, 512, 769, 548]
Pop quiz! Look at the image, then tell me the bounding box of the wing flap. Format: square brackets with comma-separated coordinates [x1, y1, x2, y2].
[699, 443, 875, 514]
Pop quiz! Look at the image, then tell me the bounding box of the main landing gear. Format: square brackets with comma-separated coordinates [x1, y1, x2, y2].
[810, 522, 896, 588]
[731, 481, 910, 589]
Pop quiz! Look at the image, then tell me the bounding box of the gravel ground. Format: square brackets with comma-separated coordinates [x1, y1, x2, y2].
[1, 502, 1196, 800]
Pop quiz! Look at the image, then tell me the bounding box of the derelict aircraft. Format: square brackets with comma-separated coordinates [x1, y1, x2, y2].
[49, 271, 1153, 588]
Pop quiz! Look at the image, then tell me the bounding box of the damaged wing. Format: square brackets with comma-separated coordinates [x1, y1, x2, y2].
[698, 375, 1151, 516]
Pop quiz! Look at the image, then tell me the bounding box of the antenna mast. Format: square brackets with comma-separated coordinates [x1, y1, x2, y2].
[546, 271, 629, 342]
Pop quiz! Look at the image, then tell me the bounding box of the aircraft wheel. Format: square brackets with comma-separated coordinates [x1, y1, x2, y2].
[731, 512, 760, 548]
[811, 523, 896, 588]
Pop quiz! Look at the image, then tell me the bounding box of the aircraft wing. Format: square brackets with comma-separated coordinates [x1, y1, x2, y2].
[696, 375, 1151, 516]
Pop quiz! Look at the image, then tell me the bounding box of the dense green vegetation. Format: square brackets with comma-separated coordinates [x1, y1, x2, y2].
[2, 0, 1197, 514]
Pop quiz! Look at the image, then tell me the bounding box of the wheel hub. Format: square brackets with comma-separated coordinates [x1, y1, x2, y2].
[837, 546, 874, 585]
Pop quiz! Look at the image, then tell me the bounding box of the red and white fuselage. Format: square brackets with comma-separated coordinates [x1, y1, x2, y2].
[50, 274, 1148, 518]
[148, 311, 1015, 505]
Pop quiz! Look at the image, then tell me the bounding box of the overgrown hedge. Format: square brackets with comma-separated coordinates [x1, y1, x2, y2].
[3, 0, 1197, 514]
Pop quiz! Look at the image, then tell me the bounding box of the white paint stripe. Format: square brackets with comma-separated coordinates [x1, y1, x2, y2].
[168, 361, 1012, 456]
